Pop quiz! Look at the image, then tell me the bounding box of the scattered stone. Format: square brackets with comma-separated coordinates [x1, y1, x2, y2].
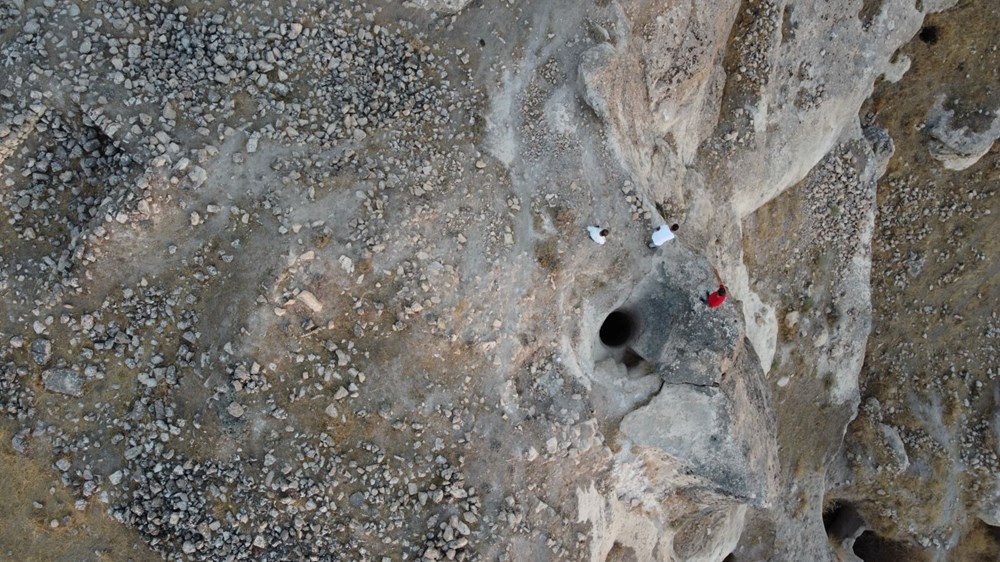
[296, 290, 323, 313]
[30, 339, 52, 365]
[41, 368, 84, 397]
[227, 402, 245, 418]
[339, 255, 354, 274]
[188, 166, 208, 187]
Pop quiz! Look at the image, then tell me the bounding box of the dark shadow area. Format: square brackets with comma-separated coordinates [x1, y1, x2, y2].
[918, 25, 939, 44]
[949, 519, 1000, 561]
[622, 348, 644, 368]
[857, 0, 885, 28]
[853, 530, 922, 561]
[605, 541, 638, 562]
[600, 310, 635, 347]
[823, 501, 865, 541]
[723, 554, 736, 562]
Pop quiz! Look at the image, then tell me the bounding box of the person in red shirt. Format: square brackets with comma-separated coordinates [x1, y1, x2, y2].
[701, 267, 727, 308]
[703, 285, 727, 308]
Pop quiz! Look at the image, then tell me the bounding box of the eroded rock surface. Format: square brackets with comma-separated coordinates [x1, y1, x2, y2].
[0, 0, 997, 561]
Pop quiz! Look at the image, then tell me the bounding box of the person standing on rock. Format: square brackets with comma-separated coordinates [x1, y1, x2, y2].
[587, 226, 609, 245]
[648, 224, 679, 248]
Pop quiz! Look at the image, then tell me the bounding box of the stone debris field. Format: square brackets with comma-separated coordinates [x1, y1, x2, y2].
[0, 0, 998, 561]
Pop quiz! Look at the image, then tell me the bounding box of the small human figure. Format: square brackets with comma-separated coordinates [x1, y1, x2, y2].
[587, 226, 609, 245]
[701, 285, 727, 308]
[700, 267, 727, 308]
[648, 223, 679, 248]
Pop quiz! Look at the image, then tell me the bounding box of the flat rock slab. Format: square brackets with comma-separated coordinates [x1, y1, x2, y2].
[621, 383, 752, 499]
[42, 368, 84, 397]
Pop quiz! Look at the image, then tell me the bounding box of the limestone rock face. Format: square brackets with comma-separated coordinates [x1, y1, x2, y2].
[620, 378, 770, 504]
[0, 0, 995, 560]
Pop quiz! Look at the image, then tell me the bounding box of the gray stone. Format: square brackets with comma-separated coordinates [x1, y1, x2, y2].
[42, 368, 84, 397]
[925, 97, 1000, 171]
[188, 166, 208, 187]
[31, 338, 51, 365]
[11, 429, 29, 454]
[227, 402, 245, 418]
[620, 350, 777, 506]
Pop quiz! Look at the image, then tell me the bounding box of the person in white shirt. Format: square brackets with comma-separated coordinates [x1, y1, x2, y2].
[648, 223, 679, 248]
[587, 226, 609, 245]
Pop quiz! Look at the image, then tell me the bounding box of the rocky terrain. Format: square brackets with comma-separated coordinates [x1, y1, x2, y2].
[0, 0, 997, 561]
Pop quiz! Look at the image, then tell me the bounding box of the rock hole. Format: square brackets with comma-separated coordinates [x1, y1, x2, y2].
[722, 554, 736, 562]
[918, 25, 939, 44]
[823, 501, 864, 541]
[852, 530, 920, 561]
[600, 310, 635, 347]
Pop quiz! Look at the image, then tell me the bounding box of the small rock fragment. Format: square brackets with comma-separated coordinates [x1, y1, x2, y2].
[227, 402, 245, 418]
[188, 166, 208, 187]
[31, 339, 52, 365]
[296, 290, 323, 313]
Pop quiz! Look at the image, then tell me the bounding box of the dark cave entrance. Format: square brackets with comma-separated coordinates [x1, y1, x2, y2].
[823, 501, 865, 541]
[600, 310, 635, 347]
[852, 530, 921, 561]
[598, 309, 652, 377]
[918, 25, 940, 44]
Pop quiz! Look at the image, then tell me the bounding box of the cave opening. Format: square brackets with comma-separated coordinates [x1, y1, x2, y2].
[600, 310, 635, 347]
[852, 530, 920, 561]
[919, 25, 939, 44]
[823, 501, 864, 541]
